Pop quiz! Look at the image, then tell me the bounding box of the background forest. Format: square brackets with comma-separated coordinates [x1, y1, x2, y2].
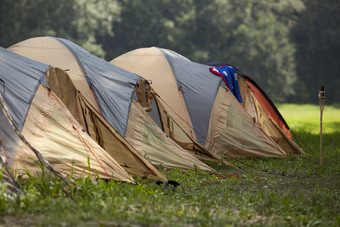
[0, 0, 339, 104]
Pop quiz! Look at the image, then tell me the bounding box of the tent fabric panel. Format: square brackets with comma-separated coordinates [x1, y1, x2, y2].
[0, 106, 20, 167]
[45, 67, 86, 129]
[12, 139, 43, 177]
[170, 116, 194, 145]
[207, 87, 286, 158]
[141, 118, 214, 171]
[238, 76, 259, 123]
[0, 47, 50, 131]
[56, 37, 140, 137]
[0, 101, 39, 178]
[21, 85, 134, 182]
[79, 95, 166, 181]
[224, 95, 286, 158]
[205, 87, 230, 152]
[111, 47, 195, 141]
[167, 113, 231, 165]
[125, 101, 146, 153]
[154, 96, 229, 165]
[141, 120, 194, 169]
[7, 37, 100, 114]
[42, 107, 133, 181]
[243, 77, 292, 139]
[147, 99, 163, 130]
[252, 94, 285, 142]
[268, 117, 304, 155]
[127, 100, 212, 171]
[42, 107, 109, 178]
[238, 77, 302, 154]
[160, 48, 222, 145]
[154, 95, 192, 145]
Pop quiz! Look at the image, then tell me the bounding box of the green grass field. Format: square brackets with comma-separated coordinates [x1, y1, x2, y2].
[1, 104, 340, 226]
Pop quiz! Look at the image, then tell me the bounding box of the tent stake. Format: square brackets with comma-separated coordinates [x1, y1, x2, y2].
[319, 86, 325, 167]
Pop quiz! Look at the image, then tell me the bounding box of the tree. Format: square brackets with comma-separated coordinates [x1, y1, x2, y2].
[0, 0, 120, 58]
[291, 0, 340, 104]
[100, 0, 197, 60]
[4, 0, 337, 104]
[0, 0, 77, 47]
[106, 0, 304, 102]
[187, 0, 304, 102]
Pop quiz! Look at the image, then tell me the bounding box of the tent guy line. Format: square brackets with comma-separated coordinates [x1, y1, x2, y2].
[49, 90, 112, 180]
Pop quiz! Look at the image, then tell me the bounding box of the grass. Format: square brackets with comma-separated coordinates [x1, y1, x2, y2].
[1, 104, 340, 226]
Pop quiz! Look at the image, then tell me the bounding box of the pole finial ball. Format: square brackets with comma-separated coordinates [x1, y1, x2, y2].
[320, 85, 325, 91]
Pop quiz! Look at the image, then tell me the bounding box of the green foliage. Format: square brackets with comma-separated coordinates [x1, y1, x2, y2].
[0, 0, 77, 46]
[201, 0, 303, 102]
[291, 0, 340, 104]
[1, 0, 339, 103]
[105, 0, 305, 102]
[0, 0, 121, 58]
[73, 0, 121, 58]
[1, 104, 339, 226]
[103, 0, 196, 59]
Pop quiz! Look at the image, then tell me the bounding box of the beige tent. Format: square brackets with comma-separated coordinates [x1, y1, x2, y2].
[0, 47, 135, 182]
[9, 37, 213, 172]
[111, 47, 287, 158]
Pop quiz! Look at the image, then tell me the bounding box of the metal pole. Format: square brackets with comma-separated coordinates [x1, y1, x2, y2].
[319, 86, 325, 167]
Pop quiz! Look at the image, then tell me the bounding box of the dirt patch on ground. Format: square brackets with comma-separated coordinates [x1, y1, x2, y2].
[1, 215, 44, 226]
[1, 215, 146, 227]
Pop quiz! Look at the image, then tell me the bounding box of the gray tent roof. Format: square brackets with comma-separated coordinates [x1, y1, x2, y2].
[55, 38, 141, 136]
[160, 48, 223, 145]
[0, 47, 49, 132]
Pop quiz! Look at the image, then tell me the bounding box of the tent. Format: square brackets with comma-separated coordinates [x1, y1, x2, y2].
[202, 62, 304, 155]
[8, 37, 213, 172]
[0, 46, 139, 183]
[111, 47, 287, 158]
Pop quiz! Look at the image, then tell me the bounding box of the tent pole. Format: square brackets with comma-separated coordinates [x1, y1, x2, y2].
[319, 86, 325, 167]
